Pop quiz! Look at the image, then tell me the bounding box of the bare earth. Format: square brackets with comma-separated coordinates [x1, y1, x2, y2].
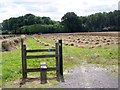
[54, 64, 118, 88]
[3, 63, 118, 88]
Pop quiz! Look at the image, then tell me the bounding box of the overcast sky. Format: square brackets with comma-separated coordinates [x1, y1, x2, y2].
[0, 0, 119, 23]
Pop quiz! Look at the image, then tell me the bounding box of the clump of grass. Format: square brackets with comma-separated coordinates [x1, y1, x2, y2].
[2, 49, 21, 85]
[86, 45, 118, 66]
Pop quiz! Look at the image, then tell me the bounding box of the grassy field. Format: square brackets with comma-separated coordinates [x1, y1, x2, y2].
[1, 35, 118, 88]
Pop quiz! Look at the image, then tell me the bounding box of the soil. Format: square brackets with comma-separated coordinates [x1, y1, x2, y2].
[54, 63, 118, 88]
[2, 61, 118, 88]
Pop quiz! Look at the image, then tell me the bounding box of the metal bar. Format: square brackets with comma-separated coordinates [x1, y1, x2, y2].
[40, 62, 47, 84]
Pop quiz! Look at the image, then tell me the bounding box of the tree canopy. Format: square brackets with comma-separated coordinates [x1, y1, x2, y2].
[61, 12, 82, 32]
[1, 10, 120, 34]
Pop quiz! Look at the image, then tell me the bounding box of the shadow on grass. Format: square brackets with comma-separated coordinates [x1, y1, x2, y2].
[19, 76, 57, 87]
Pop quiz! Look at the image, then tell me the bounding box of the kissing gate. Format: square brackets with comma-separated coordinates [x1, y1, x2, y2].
[21, 39, 64, 84]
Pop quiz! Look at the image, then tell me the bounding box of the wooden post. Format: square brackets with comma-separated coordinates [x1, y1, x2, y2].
[21, 39, 23, 51]
[58, 40, 64, 82]
[21, 39, 24, 79]
[55, 43, 60, 81]
[22, 44, 27, 79]
[40, 62, 47, 84]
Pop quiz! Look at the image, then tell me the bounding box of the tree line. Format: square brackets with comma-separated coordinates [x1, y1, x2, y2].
[1, 10, 120, 34]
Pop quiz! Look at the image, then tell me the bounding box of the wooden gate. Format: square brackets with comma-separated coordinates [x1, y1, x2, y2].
[21, 39, 64, 83]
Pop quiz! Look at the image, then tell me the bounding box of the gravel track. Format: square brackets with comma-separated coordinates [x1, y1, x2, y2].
[54, 64, 118, 88]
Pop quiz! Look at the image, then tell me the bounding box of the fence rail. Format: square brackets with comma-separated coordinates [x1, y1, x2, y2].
[26, 54, 56, 59]
[27, 67, 56, 72]
[26, 49, 56, 52]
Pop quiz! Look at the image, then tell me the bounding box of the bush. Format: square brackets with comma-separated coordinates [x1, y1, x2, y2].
[18, 24, 64, 34]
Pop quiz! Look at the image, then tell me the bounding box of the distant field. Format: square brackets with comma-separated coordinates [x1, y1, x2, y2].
[1, 32, 119, 88]
[69, 31, 119, 36]
[34, 32, 119, 48]
[41, 32, 118, 36]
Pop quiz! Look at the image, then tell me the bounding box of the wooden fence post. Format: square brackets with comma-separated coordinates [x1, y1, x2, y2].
[58, 40, 64, 82]
[55, 43, 60, 81]
[21, 39, 23, 51]
[40, 62, 47, 84]
[21, 39, 24, 79]
[22, 43, 27, 79]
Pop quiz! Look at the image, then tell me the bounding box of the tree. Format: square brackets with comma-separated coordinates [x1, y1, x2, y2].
[61, 12, 82, 32]
[24, 13, 36, 25]
[1, 10, 120, 34]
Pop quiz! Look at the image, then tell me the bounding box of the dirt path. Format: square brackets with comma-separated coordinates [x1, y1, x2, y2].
[54, 64, 118, 88]
[2, 64, 118, 88]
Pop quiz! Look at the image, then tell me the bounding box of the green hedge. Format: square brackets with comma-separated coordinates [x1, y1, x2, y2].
[17, 24, 64, 34]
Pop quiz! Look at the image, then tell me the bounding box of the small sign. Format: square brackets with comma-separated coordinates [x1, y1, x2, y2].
[40, 62, 47, 69]
[48, 48, 50, 52]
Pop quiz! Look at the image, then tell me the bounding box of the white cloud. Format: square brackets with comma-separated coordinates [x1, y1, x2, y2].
[0, 0, 119, 22]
